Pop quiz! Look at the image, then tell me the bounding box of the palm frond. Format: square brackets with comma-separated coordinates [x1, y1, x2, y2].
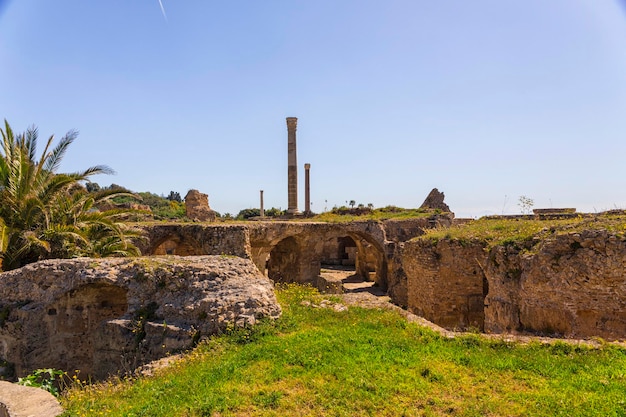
[42, 130, 78, 173]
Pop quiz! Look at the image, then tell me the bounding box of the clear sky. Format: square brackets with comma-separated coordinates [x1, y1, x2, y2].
[1, 1, 626, 218]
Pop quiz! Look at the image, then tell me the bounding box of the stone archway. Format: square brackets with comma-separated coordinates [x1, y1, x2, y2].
[327, 232, 387, 288]
[152, 235, 202, 256]
[320, 236, 357, 268]
[267, 236, 301, 283]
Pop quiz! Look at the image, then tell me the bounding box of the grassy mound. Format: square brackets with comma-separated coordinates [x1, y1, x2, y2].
[421, 212, 626, 249]
[61, 285, 626, 416]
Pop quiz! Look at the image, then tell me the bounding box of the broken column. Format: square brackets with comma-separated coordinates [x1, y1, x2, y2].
[286, 117, 299, 214]
[304, 163, 311, 214]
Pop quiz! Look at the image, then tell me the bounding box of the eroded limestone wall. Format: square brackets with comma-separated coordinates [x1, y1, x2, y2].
[138, 224, 251, 258]
[402, 230, 626, 339]
[486, 230, 626, 339]
[0, 256, 281, 381]
[402, 239, 486, 330]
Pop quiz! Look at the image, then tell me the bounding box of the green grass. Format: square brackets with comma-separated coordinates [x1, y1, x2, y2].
[307, 207, 436, 223]
[61, 285, 626, 416]
[421, 213, 626, 249]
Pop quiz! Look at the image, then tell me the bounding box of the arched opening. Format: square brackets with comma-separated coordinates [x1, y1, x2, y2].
[320, 236, 357, 267]
[152, 235, 201, 256]
[317, 233, 387, 293]
[267, 237, 301, 283]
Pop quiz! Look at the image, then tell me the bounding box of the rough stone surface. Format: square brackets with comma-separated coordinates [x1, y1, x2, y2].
[132, 216, 453, 314]
[419, 188, 452, 213]
[136, 216, 452, 296]
[485, 230, 626, 339]
[184, 189, 217, 222]
[403, 239, 486, 330]
[0, 256, 281, 381]
[137, 223, 251, 258]
[402, 230, 626, 339]
[0, 381, 62, 417]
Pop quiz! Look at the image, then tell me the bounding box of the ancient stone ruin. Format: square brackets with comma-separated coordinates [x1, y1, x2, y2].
[401, 228, 626, 340]
[2, 200, 625, 387]
[0, 256, 281, 381]
[184, 189, 217, 221]
[419, 188, 452, 213]
[136, 213, 626, 341]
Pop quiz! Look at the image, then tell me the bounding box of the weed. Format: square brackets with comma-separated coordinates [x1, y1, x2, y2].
[252, 390, 283, 409]
[17, 368, 67, 397]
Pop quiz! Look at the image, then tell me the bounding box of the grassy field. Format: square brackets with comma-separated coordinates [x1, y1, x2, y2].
[61, 285, 626, 417]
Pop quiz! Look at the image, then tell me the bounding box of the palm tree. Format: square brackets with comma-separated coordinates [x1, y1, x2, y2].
[0, 120, 142, 270]
[44, 186, 144, 260]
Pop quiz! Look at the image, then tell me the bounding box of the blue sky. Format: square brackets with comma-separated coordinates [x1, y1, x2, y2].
[1, 1, 626, 217]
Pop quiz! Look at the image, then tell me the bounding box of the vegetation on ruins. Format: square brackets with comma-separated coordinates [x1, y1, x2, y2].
[518, 195, 535, 214]
[61, 284, 626, 416]
[420, 212, 626, 249]
[109, 188, 187, 220]
[309, 205, 436, 223]
[0, 121, 142, 271]
[236, 207, 285, 220]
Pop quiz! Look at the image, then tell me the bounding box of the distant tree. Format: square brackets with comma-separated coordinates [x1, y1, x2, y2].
[349, 200, 356, 208]
[518, 195, 534, 215]
[265, 207, 285, 218]
[236, 208, 261, 220]
[134, 192, 186, 220]
[107, 183, 127, 191]
[367, 203, 374, 209]
[166, 191, 182, 202]
[85, 182, 101, 193]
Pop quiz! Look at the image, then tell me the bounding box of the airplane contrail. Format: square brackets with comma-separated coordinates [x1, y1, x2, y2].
[158, 0, 168, 21]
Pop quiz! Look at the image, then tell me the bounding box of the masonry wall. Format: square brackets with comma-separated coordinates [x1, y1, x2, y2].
[485, 230, 626, 339]
[402, 230, 626, 340]
[403, 239, 487, 330]
[138, 224, 251, 259]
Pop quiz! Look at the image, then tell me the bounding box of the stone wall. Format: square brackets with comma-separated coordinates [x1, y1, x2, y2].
[0, 256, 281, 380]
[136, 216, 451, 295]
[402, 239, 486, 330]
[138, 224, 251, 259]
[184, 189, 217, 222]
[485, 230, 626, 339]
[402, 230, 626, 339]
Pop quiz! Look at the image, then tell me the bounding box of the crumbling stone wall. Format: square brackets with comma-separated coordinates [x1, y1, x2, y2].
[485, 230, 626, 339]
[0, 256, 281, 380]
[403, 239, 486, 330]
[419, 188, 452, 213]
[184, 189, 217, 222]
[402, 230, 626, 340]
[137, 216, 451, 294]
[138, 224, 251, 259]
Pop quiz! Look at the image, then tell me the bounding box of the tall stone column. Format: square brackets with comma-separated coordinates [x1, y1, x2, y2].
[286, 117, 299, 214]
[260, 190, 265, 218]
[304, 163, 311, 214]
